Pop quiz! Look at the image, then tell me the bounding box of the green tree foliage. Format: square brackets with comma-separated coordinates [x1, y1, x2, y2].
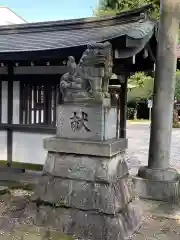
[175, 70, 180, 100]
[127, 70, 180, 103]
[96, 0, 142, 15]
[172, 109, 180, 128]
[145, 0, 160, 19]
[127, 72, 153, 102]
[96, 0, 160, 19]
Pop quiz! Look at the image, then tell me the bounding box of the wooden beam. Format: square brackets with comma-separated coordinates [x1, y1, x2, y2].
[146, 44, 156, 62]
[14, 65, 67, 75]
[119, 76, 128, 139]
[0, 123, 56, 134]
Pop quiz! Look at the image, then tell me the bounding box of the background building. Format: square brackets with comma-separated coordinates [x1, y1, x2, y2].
[0, 6, 26, 25]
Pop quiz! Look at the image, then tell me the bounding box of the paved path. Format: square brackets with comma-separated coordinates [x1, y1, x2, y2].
[127, 123, 180, 175]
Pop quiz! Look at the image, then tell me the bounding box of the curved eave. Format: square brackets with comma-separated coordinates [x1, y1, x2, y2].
[0, 20, 155, 58]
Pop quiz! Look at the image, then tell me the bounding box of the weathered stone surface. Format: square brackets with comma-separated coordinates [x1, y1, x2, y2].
[0, 216, 19, 232]
[133, 176, 180, 203]
[19, 202, 38, 225]
[35, 176, 133, 214]
[35, 201, 142, 240]
[15, 225, 71, 240]
[43, 152, 128, 183]
[59, 42, 112, 105]
[5, 196, 28, 218]
[56, 104, 117, 141]
[44, 137, 127, 157]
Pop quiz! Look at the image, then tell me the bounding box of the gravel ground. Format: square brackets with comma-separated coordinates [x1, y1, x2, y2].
[127, 123, 180, 175]
[0, 190, 179, 240]
[132, 215, 180, 240]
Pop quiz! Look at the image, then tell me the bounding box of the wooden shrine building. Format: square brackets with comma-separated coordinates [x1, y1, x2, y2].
[0, 5, 156, 167]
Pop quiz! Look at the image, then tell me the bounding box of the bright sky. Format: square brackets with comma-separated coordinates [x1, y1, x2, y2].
[0, 0, 99, 22]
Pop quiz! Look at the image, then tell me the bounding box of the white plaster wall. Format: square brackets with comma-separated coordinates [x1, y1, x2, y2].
[12, 132, 54, 165]
[1, 81, 8, 124]
[0, 131, 7, 161]
[104, 107, 117, 139]
[13, 81, 20, 124]
[0, 7, 26, 25]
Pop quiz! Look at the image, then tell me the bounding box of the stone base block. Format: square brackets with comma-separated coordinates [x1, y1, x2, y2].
[35, 201, 142, 240]
[35, 150, 134, 215]
[132, 176, 180, 203]
[43, 151, 128, 183]
[34, 175, 133, 215]
[44, 137, 127, 157]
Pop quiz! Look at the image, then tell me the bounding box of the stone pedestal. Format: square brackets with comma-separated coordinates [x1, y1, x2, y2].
[34, 103, 141, 239]
[133, 166, 180, 203]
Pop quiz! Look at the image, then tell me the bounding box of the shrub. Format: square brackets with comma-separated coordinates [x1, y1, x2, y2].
[127, 107, 136, 120]
[172, 109, 180, 128]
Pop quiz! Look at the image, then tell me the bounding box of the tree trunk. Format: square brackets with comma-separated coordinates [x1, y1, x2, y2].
[148, 0, 179, 169]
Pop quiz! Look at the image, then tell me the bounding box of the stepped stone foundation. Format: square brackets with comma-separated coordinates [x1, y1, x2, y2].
[33, 105, 142, 240]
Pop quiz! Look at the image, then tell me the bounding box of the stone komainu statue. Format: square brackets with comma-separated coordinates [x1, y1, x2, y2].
[60, 41, 113, 103]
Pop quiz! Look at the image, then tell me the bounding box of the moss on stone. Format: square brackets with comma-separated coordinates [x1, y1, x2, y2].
[0, 186, 9, 195]
[49, 231, 72, 240]
[0, 160, 43, 171]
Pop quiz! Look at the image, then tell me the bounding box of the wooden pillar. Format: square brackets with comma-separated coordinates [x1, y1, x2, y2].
[7, 62, 13, 166]
[119, 75, 128, 139]
[43, 83, 49, 125]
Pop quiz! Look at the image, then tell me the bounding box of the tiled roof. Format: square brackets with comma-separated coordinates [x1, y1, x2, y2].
[0, 5, 155, 53]
[0, 21, 154, 53]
